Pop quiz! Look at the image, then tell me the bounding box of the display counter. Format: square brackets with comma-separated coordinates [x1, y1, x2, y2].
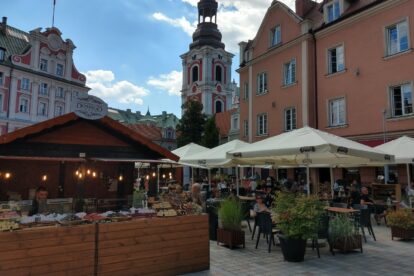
[0, 215, 209, 276]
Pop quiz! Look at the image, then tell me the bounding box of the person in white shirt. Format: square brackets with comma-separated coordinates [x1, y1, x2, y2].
[217, 177, 227, 190]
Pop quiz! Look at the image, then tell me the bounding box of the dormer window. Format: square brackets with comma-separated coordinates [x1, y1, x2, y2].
[326, 0, 341, 23]
[270, 25, 281, 46]
[40, 59, 48, 72]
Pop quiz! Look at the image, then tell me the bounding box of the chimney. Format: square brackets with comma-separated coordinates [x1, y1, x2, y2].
[239, 41, 247, 64]
[1, 17, 7, 35]
[295, 0, 316, 18]
[126, 108, 132, 113]
[162, 111, 167, 116]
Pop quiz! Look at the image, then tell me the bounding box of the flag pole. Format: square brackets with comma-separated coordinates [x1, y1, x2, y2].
[52, 0, 56, 27]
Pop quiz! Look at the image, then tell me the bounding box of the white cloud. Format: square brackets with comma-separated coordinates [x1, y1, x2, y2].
[84, 70, 149, 105]
[147, 70, 182, 97]
[153, 0, 307, 53]
[152, 12, 195, 36]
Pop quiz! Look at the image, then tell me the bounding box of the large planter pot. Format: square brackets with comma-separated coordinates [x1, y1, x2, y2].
[217, 228, 245, 249]
[278, 235, 307, 262]
[332, 234, 362, 253]
[391, 226, 414, 240]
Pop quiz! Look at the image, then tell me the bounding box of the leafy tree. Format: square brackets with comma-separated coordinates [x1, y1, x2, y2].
[202, 115, 219, 148]
[176, 100, 206, 147]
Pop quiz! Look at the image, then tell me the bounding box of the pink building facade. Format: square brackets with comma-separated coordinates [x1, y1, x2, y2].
[239, 0, 414, 187]
[0, 17, 88, 135]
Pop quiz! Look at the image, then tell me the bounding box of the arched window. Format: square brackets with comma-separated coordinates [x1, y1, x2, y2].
[215, 100, 223, 113]
[215, 65, 222, 82]
[192, 66, 199, 83]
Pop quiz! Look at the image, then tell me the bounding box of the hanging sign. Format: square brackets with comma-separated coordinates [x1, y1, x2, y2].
[71, 94, 108, 120]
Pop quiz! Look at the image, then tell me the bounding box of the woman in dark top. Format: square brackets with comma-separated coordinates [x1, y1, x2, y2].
[28, 186, 48, 216]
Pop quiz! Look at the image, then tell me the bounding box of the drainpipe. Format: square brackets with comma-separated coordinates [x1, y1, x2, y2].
[6, 66, 13, 132]
[312, 31, 318, 129]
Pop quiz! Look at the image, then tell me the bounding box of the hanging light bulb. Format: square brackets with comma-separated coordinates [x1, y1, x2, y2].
[152, 172, 156, 177]
[162, 174, 166, 179]
[118, 175, 123, 181]
[169, 175, 173, 180]
[146, 175, 149, 180]
[78, 173, 83, 179]
[75, 170, 79, 176]
[87, 169, 91, 175]
[42, 175, 47, 181]
[92, 171, 97, 178]
[5, 172, 11, 179]
[169, 172, 172, 176]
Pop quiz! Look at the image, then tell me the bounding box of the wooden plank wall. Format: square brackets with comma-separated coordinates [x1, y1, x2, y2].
[0, 215, 209, 276]
[98, 215, 210, 276]
[0, 224, 95, 276]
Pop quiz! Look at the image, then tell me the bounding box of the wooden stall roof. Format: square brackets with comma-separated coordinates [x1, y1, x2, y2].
[0, 113, 179, 162]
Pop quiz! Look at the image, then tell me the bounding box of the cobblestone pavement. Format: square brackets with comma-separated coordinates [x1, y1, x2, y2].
[184, 223, 413, 276]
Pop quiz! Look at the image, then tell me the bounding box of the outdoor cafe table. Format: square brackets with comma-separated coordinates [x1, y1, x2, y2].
[238, 196, 256, 201]
[326, 207, 359, 214]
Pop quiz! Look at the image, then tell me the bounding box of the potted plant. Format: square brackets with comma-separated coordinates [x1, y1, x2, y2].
[274, 193, 324, 262]
[217, 198, 245, 249]
[387, 209, 414, 240]
[329, 215, 362, 253]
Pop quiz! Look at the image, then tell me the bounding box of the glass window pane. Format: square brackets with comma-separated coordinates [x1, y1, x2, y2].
[398, 22, 409, 52]
[402, 84, 413, 114]
[393, 87, 403, 116]
[388, 26, 398, 55]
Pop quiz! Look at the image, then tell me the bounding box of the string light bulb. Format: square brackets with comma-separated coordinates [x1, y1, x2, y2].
[87, 169, 91, 175]
[78, 173, 83, 179]
[4, 172, 11, 179]
[146, 175, 149, 180]
[75, 170, 79, 176]
[42, 175, 47, 181]
[92, 171, 97, 178]
[162, 174, 166, 179]
[152, 172, 156, 177]
[118, 175, 123, 181]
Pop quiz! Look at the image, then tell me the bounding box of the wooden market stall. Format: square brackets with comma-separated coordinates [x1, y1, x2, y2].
[0, 112, 209, 275]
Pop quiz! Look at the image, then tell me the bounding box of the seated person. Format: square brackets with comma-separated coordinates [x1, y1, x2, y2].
[349, 186, 361, 206]
[217, 177, 227, 190]
[264, 184, 275, 208]
[252, 195, 270, 215]
[190, 183, 205, 210]
[360, 187, 386, 225]
[29, 186, 49, 216]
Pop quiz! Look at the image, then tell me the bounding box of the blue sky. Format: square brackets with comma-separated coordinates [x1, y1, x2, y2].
[4, 0, 296, 117]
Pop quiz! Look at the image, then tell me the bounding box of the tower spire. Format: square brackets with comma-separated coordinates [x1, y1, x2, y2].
[190, 0, 224, 50]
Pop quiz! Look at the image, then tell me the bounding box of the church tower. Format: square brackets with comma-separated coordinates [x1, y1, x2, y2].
[180, 0, 235, 115]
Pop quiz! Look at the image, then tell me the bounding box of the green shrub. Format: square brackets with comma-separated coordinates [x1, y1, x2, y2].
[218, 198, 243, 231]
[329, 215, 358, 242]
[387, 209, 414, 230]
[273, 192, 324, 240]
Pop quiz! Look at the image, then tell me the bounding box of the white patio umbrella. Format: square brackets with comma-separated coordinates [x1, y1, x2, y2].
[375, 136, 414, 187]
[181, 139, 250, 194]
[228, 127, 394, 195]
[172, 143, 209, 184]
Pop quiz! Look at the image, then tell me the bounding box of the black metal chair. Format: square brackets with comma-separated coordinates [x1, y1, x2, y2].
[241, 201, 252, 233]
[353, 206, 376, 242]
[255, 212, 279, 253]
[312, 215, 333, 258]
[332, 202, 348, 208]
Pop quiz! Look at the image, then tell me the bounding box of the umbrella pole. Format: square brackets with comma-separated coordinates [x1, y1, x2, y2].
[306, 165, 310, 196]
[191, 167, 194, 184]
[330, 167, 334, 199]
[407, 164, 411, 189]
[209, 169, 212, 191]
[157, 165, 160, 195]
[236, 166, 239, 196]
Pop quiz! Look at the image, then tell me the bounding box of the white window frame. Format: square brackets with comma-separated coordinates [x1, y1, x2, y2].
[270, 25, 281, 47]
[386, 20, 409, 56]
[328, 45, 345, 74]
[243, 120, 248, 137]
[38, 101, 48, 116]
[284, 107, 297, 132]
[257, 72, 267, 95]
[243, 82, 249, 100]
[21, 78, 30, 91]
[40, 59, 48, 72]
[231, 114, 240, 131]
[56, 87, 65, 98]
[257, 113, 268, 136]
[55, 104, 64, 117]
[39, 83, 48, 95]
[390, 83, 413, 117]
[326, 0, 341, 23]
[329, 97, 346, 127]
[56, 63, 64, 77]
[19, 97, 29, 113]
[283, 59, 296, 86]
